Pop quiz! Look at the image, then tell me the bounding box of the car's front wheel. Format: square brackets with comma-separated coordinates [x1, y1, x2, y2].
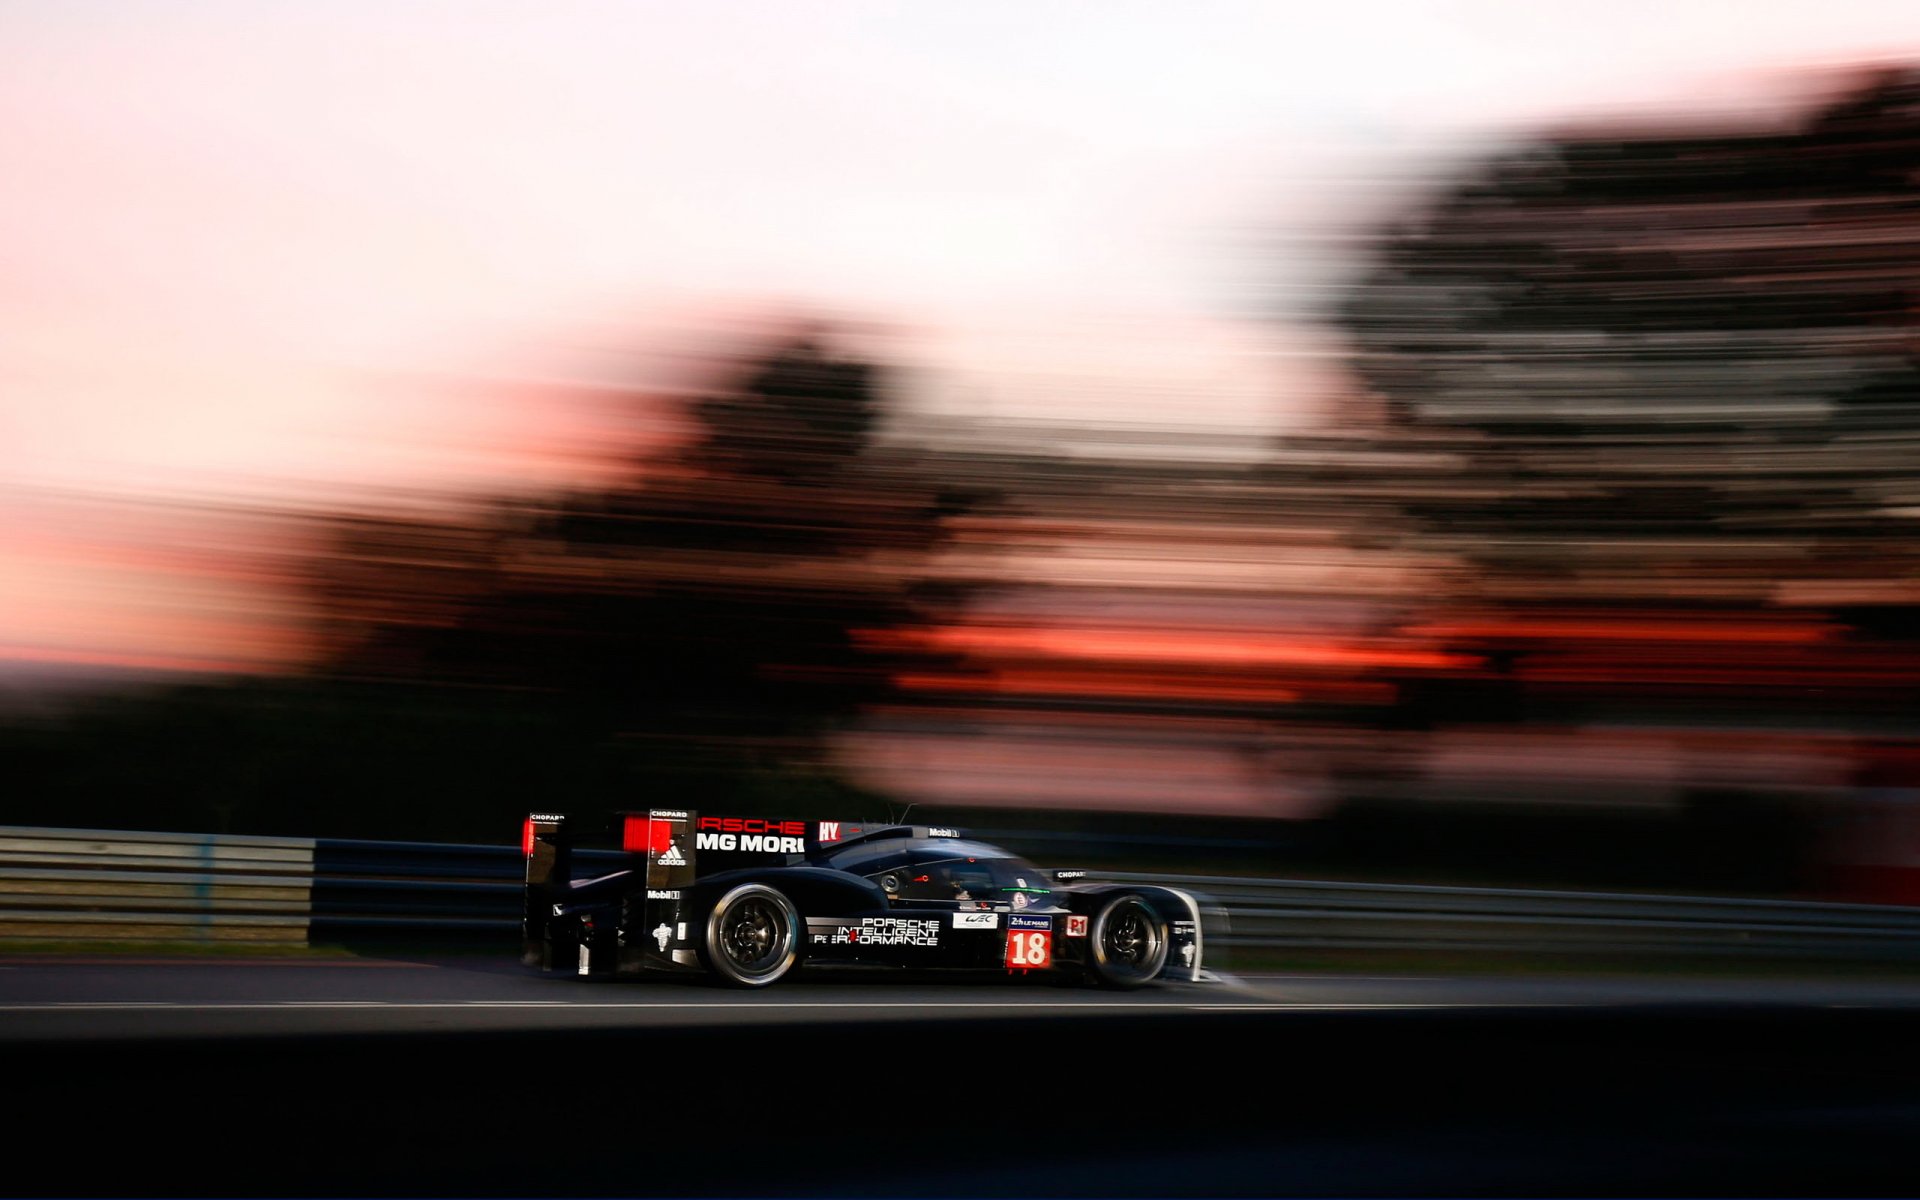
[1087, 894, 1168, 989]
[703, 883, 802, 987]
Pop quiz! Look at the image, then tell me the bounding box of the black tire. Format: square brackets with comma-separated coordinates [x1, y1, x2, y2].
[1087, 894, 1168, 989]
[703, 883, 802, 987]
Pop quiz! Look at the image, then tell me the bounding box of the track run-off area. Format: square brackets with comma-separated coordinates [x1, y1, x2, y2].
[6, 953, 1920, 1196]
[6, 955, 1920, 1038]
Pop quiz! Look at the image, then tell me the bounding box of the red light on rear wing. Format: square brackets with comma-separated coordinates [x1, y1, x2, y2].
[522, 818, 534, 858]
[623, 813, 680, 855]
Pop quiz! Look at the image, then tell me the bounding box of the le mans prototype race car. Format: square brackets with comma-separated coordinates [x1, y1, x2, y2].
[522, 810, 1213, 988]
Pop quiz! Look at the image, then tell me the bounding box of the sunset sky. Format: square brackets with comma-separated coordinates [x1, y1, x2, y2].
[8, 1, 1920, 675]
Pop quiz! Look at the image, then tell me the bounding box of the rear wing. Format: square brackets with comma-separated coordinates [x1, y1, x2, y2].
[521, 810, 930, 967]
[520, 812, 572, 967]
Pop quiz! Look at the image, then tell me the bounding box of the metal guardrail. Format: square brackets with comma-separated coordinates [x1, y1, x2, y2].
[1102, 872, 1920, 962]
[3, 823, 1919, 963]
[0, 826, 314, 943]
[308, 837, 624, 937]
[0, 826, 634, 944]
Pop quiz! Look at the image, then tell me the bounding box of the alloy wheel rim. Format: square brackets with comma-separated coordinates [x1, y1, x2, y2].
[723, 898, 783, 973]
[1104, 904, 1158, 971]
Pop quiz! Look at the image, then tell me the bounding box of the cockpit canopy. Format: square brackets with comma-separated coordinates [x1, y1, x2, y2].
[823, 838, 1061, 910]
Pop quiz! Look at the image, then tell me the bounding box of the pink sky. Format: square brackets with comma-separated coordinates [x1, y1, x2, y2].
[7, 1, 1920, 670]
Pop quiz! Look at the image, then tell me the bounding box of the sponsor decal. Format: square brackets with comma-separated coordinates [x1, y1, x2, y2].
[698, 816, 806, 836]
[644, 812, 694, 889]
[646, 889, 681, 900]
[1053, 870, 1086, 880]
[1011, 892, 1030, 910]
[1006, 914, 1052, 969]
[927, 826, 959, 838]
[652, 923, 672, 953]
[951, 912, 999, 929]
[818, 821, 842, 843]
[527, 812, 566, 823]
[808, 917, 941, 947]
[1066, 915, 1088, 938]
[650, 809, 690, 819]
[694, 831, 805, 854]
[676, 922, 686, 941]
[1170, 920, 1199, 970]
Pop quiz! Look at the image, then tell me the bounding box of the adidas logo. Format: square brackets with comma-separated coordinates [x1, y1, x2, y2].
[657, 840, 686, 866]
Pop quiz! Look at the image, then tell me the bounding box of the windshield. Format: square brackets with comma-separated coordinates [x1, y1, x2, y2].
[896, 853, 1061, 909]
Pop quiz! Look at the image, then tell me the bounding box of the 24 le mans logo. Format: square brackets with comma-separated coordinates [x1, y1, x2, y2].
[1005, 914, 1051, 970]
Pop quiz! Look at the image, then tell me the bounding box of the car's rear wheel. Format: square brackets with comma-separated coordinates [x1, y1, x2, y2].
[1087, 894, 1168, 989]
[703, 883, 801, 987]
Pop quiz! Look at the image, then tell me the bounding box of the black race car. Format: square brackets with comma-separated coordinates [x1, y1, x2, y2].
[522, 810, 1213, 988]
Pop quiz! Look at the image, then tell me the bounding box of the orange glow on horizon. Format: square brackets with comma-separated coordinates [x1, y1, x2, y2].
[864, 625, 1472, 672]
[895, 670, 1311, 705]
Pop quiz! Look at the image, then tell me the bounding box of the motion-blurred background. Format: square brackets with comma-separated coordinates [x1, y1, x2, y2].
[8, 3, 1920, 903]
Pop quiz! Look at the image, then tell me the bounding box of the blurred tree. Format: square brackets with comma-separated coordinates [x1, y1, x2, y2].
[1318, 66, 1920, 891]
[0, 330, 979, 842]
[1333, 67, 1920, 561]
[1329, 67, 1920, 669]
[303, 329, 973, 826]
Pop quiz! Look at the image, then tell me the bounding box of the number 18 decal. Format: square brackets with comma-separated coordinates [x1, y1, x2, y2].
[1006, 928, 1051, 969]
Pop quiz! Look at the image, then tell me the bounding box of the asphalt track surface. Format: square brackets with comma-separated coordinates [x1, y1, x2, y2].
[5, 954, 1920, 1197]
